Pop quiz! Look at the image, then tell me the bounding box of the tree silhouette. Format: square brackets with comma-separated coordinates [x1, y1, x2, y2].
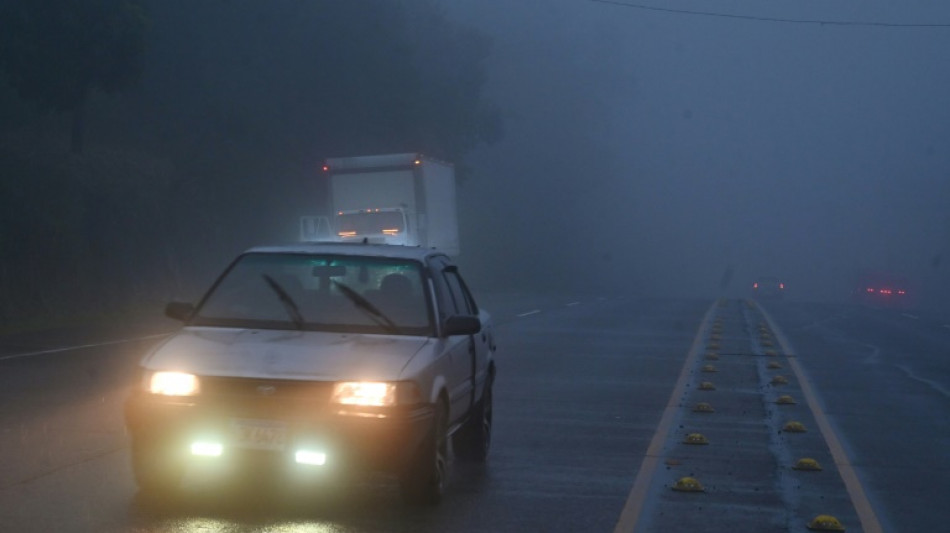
[0, 0, 147, 153]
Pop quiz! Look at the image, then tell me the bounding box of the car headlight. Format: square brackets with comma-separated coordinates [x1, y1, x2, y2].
[330, 381, 420, 407]
[148, 371, 201, 396]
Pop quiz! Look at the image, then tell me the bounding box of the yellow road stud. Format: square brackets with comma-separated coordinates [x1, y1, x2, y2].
[776, 395, 797, 405]
[806, 514, 845, 531]
[672, 476, 705, 492]
[683, 433, 709, 445]
[793, 458, 823, 471]
[783, 421, 807, 433]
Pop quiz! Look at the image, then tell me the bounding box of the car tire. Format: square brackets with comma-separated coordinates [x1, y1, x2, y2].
[454, 379, 492, 462]
[400, 400, 448, 505]
[130, 437, 185, 496]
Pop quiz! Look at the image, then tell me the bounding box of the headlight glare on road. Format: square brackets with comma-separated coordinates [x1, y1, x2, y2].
[331, 381, 397, 406]
[148, 371, 200, 396]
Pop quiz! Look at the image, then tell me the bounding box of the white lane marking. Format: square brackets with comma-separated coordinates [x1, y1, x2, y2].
[566, 301, 580, 307]
[895, 364, 950, 398]
[901, 313, 918, 320]
[860, 343, 882, 365]
[0, 333, 168, 361]
[516, 309, 541, 317]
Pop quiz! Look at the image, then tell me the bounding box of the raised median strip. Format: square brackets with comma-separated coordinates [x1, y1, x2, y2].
[615, 298, 877, 532]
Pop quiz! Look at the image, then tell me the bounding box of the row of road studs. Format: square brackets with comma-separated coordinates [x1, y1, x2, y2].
[646, 298, 850, 532]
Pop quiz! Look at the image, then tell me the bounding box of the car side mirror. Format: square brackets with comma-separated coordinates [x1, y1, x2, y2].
[443, 315, 481, 336]
[165, 301, 195, 322]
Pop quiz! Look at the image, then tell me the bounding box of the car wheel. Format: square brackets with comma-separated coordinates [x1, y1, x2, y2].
[400, 400, 448, 505]
[454, 379, 492, 462]
[131, 436, 185, 496]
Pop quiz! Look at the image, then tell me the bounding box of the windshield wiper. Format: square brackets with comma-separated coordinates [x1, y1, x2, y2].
[331, 280, 401, 334]
[262, 274, 304, 330]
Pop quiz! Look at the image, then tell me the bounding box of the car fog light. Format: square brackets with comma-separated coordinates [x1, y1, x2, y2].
[295, 450, 327, 466]
[191, 441, 223, 457]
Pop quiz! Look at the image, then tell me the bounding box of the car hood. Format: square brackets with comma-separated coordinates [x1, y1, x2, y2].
[142, 327, 432, 381]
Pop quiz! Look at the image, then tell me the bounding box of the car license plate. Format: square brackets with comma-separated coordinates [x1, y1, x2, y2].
[231, 418, 287, 451]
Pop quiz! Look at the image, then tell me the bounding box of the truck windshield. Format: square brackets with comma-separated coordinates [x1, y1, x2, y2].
[193, 253, 433, 335]
[336, 211, 405, 237]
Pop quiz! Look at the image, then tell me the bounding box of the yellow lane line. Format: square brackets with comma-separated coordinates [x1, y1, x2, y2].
[613, 301, 718, 533]
[757, 304, 884, 533]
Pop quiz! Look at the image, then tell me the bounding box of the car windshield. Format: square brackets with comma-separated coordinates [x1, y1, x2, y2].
[193, 253, 432, 335]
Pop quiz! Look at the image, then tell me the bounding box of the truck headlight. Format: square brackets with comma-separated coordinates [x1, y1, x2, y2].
[148, 371, 200, 396]
[331, 381, 420, 407]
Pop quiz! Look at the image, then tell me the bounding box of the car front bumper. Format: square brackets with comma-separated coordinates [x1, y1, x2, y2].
[124, 391, 434, 474]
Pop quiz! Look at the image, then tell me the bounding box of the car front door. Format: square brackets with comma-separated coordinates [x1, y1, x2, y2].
[431, 259, 476, 426]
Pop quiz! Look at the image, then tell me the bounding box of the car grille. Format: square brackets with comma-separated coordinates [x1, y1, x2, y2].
[199, 376, 334, 419]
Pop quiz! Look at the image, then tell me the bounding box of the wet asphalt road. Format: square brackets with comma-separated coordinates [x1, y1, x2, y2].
[0, 294, 948, 532]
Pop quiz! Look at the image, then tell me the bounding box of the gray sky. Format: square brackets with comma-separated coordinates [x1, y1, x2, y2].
[444, 0, 950, 303]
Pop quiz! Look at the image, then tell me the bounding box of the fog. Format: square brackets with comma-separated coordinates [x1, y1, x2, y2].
[2, 1, 949, 321]
[444, 0, 950, 304]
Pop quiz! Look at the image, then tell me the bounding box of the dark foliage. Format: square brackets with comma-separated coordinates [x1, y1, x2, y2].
[0, 0, 501, 324]
[0, 0, 147, 152]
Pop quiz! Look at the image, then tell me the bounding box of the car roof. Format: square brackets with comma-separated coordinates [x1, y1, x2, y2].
[244, 242, 449, 262]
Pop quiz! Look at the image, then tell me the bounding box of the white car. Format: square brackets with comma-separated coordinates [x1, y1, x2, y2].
[125, 242, 496, 504]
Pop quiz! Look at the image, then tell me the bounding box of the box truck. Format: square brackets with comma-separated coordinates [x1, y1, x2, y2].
[303, 153, 459, 255]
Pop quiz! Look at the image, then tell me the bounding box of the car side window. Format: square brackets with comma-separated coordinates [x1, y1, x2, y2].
[443, 268, 477, 316]
[428, 257, 457, 319]
[454, 270, 479, 315]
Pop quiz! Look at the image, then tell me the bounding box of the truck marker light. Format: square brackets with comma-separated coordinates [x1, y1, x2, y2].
[191, 442, 223, 457]
[295, 450, 327, 466]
